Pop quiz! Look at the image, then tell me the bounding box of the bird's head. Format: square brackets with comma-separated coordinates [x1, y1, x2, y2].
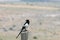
[26, 19, 30, 24]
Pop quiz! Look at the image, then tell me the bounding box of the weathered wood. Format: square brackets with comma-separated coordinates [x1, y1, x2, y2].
[21, 30, 28, 40]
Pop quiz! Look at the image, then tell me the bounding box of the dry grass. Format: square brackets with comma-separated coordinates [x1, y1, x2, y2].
[0, 4, 60, 40]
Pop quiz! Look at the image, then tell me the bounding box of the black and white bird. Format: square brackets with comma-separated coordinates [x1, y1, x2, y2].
[16, 19, 30, 39]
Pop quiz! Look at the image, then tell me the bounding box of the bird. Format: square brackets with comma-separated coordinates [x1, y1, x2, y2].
[16, 19, 30, 39]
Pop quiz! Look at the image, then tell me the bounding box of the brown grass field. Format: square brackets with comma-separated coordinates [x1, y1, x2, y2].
[0, 3, 60, 40]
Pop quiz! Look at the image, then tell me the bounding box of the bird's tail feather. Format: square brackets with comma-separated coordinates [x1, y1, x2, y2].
[16, 30, 22, 39]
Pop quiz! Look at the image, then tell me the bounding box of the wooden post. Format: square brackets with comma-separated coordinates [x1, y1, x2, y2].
[21, 30, 28, 40]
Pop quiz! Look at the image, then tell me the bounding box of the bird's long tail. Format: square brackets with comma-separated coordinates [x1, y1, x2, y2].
[16, 30, 22, 39]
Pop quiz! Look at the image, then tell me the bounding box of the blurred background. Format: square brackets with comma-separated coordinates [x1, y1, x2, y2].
[0, 0, 60, 40]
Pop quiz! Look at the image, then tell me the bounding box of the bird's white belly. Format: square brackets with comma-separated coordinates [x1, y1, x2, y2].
[24, 23, 29, 28]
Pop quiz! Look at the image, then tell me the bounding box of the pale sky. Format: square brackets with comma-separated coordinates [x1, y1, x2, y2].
[0, 0, 60, 2]
[0, 0, 20, 2]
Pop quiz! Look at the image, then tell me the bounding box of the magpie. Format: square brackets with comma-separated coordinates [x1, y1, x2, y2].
[16, 19, 30, 39]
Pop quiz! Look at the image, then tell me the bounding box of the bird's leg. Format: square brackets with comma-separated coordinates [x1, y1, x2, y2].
[25, 28, 27, 31]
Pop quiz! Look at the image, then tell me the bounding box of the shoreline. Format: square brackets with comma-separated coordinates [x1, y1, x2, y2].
[0, 4, 59, 10]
